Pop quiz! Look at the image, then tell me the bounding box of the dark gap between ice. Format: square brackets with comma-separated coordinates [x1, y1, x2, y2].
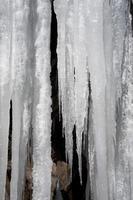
[50, 1, 90, 199]
[73, 74, 92, 200]
[50, 0, 66, 163]
[84, 76, 93, 200]
[130, 0, 133, 35]
[5, 100, 12, 200]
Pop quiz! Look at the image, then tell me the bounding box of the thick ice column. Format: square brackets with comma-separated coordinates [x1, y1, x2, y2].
[115, 12, 133, 200]
[103, 1, 116, 199]
[112, 0, 128, 99]
[87, 1, 108, 199]
[74, 0, 89, 178]
[0, 1, 11, 199]
[112, 0, 131, 199]
[10, 1, 30, 199]
[127, 30, 133, 200]
[32, 1, 52, 200]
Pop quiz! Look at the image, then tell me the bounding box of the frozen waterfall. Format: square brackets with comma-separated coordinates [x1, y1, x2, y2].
[0, 0, 133, 200]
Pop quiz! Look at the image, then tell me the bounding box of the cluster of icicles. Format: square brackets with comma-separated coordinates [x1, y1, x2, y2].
[0, 0, 133, 200]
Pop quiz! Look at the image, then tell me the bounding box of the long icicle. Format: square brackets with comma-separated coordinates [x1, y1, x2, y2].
[32, 0, 52, 199]
[54, 0, 75, 172]
[17, 0, 34, 198]
[115, 3, 133, 199]
[103, 1, 116, 199]
[54, 0, 89, 180]
[0, 0, 11, 199]
[10, 0, 30, 199]
[87, 1, 108, 199]
[74, 0, 89, 179]
[112, 0, 130, 199]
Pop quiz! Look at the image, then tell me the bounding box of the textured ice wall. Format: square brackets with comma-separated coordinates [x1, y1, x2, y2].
[0, 0, 132, 199]
[0, 0, 52, 200]
[113, 1, 133, 199]
[55, 0, 133, 200]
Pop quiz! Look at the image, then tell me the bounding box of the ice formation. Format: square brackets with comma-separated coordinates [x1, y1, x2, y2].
[0, 1, 11, 199]
[10, 1, 30, 199]
[0, 0, 133, 199]
[32, 1, 52, 200]
[54, 0, 89, 178]
[55, 0, 133, 199]
[0, 0, 52, 200]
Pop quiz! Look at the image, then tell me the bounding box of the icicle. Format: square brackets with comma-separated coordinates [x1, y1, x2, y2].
[86, 97, 97, 200]
[115, 8, 133, 200]
[32, 1, 52, 200]
[55, 0, 89, 180]
[17, 101, 31, 200]
[103, 1, 116, 199]
[74, 0, 89, 179]
[112, 0, 131, 199]
[55, 0, 133, 198]
[112, 0, 128, 100]
[0, 0, 11, 199]
[54, 0, 75, 171]
[10, 1, 30, 199]
[17, 1, 34, 198]
[127, 26, 133, 200]
[87, 1, 108, 199]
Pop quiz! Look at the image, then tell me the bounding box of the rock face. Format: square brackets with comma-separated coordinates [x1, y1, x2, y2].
[51, 161, 71, 200]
